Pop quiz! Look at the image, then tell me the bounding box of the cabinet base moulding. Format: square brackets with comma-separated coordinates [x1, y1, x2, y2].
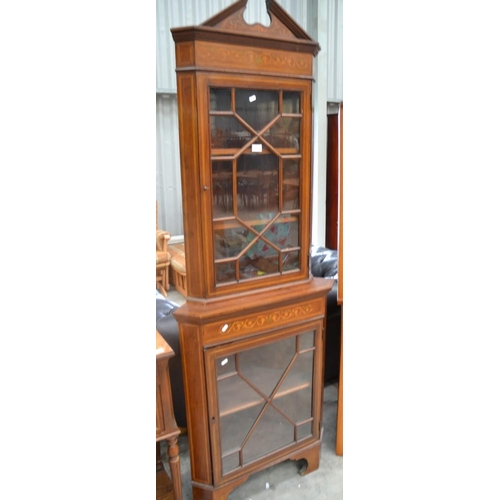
[190, 439, 322, 500]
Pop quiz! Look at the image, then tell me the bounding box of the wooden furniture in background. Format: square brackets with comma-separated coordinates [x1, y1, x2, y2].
[325, 112, 340, 250]
[170, 1, 331, 498]
[156, 331, 182, 500]
[156, 202, 172, 297]
[168, 244, 187, 298]
[336, 102, 343, 456]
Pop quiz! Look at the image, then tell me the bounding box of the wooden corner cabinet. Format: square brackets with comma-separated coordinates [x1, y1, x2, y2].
[170, 1, 331, 498]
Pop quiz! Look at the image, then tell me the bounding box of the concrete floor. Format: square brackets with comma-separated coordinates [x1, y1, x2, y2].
[161, 287, 343, 499]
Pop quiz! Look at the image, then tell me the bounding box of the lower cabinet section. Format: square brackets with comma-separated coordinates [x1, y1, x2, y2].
[206, 322, 323, 482]
[174, 279, 332, 500]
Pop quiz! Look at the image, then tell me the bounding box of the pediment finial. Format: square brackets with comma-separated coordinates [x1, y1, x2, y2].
[242, 0, 271, 27]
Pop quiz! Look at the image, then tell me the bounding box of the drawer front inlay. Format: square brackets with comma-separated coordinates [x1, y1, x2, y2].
[203, 298, 324, 345]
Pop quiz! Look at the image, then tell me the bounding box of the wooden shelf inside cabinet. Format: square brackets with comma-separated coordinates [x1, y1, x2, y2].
[217, 368, 312, 418]
[211, 147, 301, 157]
[213, 215, 299, 230]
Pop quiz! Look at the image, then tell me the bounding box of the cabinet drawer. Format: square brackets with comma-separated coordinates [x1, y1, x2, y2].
[202, 297, 325, 346]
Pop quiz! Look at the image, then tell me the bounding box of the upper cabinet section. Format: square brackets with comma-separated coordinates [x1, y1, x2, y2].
[171, 0, 319, 300]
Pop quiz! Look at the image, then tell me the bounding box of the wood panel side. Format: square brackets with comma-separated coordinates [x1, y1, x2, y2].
[300, 83, 313, 274]
[178, 323, 213, 484]
[175, 41, 195, 68]
[313, 322, 326, 438]
[336, 315, 343, 455]
[325, 113, 339, 250]
[336, 103, 343, 455]
[194, 73, 216, 302]
[176, 72, 206, 298]
[337, 103, 343, 303]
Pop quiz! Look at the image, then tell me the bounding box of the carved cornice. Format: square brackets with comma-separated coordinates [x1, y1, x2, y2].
[171, 0, 320, 56]
[171, 26, 320, 56]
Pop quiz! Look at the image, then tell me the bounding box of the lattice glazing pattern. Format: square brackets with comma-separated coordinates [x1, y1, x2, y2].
[210, 87, 302, 285]
[215, 331, 315, 475]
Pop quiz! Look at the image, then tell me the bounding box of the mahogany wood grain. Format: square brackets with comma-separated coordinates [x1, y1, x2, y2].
[336, 321, 343, 456]
[175, 71, 206, 298]
[177, 323, 213, 484]
[170, 2, 327, 498]
[336, 102, 343, 456]
[174, 278, 332, 324]
[337, 102, 343, 304]
[325, 113, 339, 250]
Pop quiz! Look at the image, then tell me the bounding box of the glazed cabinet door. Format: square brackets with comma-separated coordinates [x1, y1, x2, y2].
[197, 74, 313, 298]
[204, 320, 324, 483]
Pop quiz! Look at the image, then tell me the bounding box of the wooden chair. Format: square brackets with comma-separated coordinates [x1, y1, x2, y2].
[168, 244, 187, 298]
[157, 202, 171, 297]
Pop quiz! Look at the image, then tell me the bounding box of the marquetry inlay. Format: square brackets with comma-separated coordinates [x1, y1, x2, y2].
[227, 304, 313, 331]
[194, 41, 312, 76]
[202, 298, 325, 345]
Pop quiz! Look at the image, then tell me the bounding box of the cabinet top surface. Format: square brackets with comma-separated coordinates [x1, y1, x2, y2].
[173, 277, 333, 323]
[156, 331, 174, 359]
[170, 0, 321, 300]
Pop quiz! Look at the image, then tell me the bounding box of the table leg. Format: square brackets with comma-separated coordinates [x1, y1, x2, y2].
[167, 436, 182, 500]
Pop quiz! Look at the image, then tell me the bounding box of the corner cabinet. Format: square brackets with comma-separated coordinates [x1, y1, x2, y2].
[171, 1, 332, 498]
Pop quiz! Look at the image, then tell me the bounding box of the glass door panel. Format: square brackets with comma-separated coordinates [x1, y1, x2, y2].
[282, 249, 300, 272]
[235, 89, 279, 131]
[210, 88, 232, 111]
[209, 85, 305, 287]
[212, 160, 233, 217]
[215, 261, 236, 284]
[213, 329, 317, 476]
[267, 117, 301, 152]
[242, 405, 295, 464]
[211, 116, 252, 150]
[282, 91, 301, 114]
[214, 220, 248, 260]
[237, 154, 279, 218]
[283, 159, 300, 211]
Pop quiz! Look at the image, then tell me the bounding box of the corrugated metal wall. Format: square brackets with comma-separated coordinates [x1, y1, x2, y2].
[156, 0, 342, 237]
[157, 0, 238, 92]
[327, 0, 343, 101]
[156, 94, 183, 234]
